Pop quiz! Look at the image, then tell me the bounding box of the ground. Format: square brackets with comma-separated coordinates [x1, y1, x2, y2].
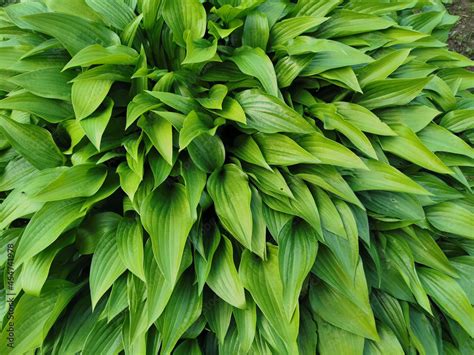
[448, 0, 474, 60]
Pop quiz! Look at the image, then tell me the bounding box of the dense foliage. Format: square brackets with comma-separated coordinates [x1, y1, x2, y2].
[0, 0, 473, 354]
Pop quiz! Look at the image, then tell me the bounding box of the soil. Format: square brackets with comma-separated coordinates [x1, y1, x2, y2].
[448, 0, 474, 60]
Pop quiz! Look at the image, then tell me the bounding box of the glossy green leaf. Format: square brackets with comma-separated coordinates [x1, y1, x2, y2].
[426, 202, 474, 239]
[141, 183, 194, 285]
[207, 236, 246, 309]
[240, 245, 299, 354]
[208, 164, 253, 250]
[0, 93, 74, 123]
[64, 44, 139, 70]
[20, 12, 120, 55]
[0, 280, 80, 355]
[418, 267, 474, 337]
[33, 164, 107, 202]
[72, 79, 113, 120]
[157, 273, 202, 354]
[15, 198, 87, 265]
[236, 89, 315, 133]
[116, 217, 145, 280]
[229, 47, 279, 97]
[278, 219, 318, 319]
[254, 132, 320, 166]
[162, 0, 206, 47]
[0, 114, 65, 169]
[89, 229, 126, 308]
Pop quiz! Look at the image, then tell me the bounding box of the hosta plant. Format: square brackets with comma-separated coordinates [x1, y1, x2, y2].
[0, 0, 473, 354]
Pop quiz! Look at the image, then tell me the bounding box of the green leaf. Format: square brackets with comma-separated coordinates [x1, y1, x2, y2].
[409, 308, 441, 355]
[188, 134, 226, 173]
[207, 236, 246, 309]
[116, 217, 145, 280]
[334, 102, 395, 136]
[347, 0, 418, 14]
[141, 183, 194, 285]
[384, 236, 431, 313]
[0, 168, 66, 230]
[318, 66, 362, 93]
[89, 229, 126, 308]
[275, 54, 316, 88]
[317, 316, 365, 355]
[356, 78, 431, 110]
[0, 156, 37, 192]
[377, 105, 440, 133]
[179, 111, 216, 150]
[426, 202, 474, 239]
[360, 191, 425, 222]
[80, 97, 114, 151]
[365, 323, 404, 355]
[242, 10, 269, 49]
[21, 233, 75, 296]
[15, 199, 87, 265]
[85, 0, 136, 30]
[147, 91, 199, 114]
[205, 296, 233, 344]
[231, 135, 271, 170]
[347, 159, 430, 195]
[56, 296, 104, 354]
[117, 162, 142, 202]
[0, 93, 74, 123]
[9, 68, 74, 101]
[380, 124, 452, 174]
[293, 165, 363, 208]
[82, 315, 124, 354]
[244, 163, 294, 199]
[139, 114, 173, 165]
[43, 0, 102, 22]
[162, 0, 207, 47]
[126, 93, 162, 128]
[33, 164, 107, 202]
[296, 133, 367, 170]
[284, 36, 374, 73]
[183, 36, 218, 65]
[310, 104, 378, 159]
[399, 227, 457, 277]
[254, 133, 320, 166]
[357, 49, 411, 87]
[310, 262, 379, 340]
[440, 109, 474, 133]
[64, 44, 139, 70]
[143, 240, 177, 326]
[194, 222, 222, 294]
[271, 16, 327, 47]
[418, 123, 474, 159]
[0, 114, 65, 169]
[317, 9, 394, 37]
[208, 164, 253, 250]
[229, 47, 279, 97]
[212, 97, 247, 124]
[196, 84, 228, 110]
[450, 256, 474, 305]
[233, 298, 257, 353]
[72, 79, 113, 120]
[278, 219, 318, 319]
[21, 12, 120, 55]
[240, 244, 299, 353]
[236, 89, 315, 133]
[314, 187, 347, 237]
[0, 280, 80, 355]
[418, 267, 474, 337]
[157, 273, 202, 354]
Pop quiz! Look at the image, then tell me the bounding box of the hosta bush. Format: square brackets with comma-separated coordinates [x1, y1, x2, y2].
[0, 0, 473, 353]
